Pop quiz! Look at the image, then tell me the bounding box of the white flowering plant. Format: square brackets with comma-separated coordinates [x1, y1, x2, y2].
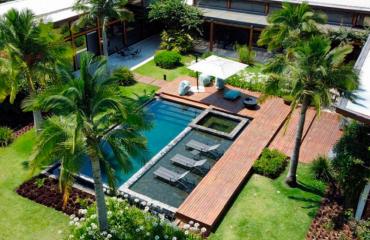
[67, 198, 202, 240]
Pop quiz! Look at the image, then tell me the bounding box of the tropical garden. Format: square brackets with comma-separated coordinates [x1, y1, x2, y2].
[0, 0, 369, 239]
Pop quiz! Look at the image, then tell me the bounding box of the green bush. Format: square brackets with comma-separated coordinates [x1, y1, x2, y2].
[253, 148, 287, 178]
[160, 30, 194, 54]
[68, 197, 203, 240]
[236, 44, 256, 65]
[154, 50, 182, 69]
[0, 127, 13, 147]
[310, 156, 332, 182]
[111, 67, 136, 86]
[332, 122, 370, 208]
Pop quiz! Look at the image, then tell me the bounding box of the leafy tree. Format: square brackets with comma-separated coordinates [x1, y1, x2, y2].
[148, 0, 203, 33]
[263, 36, 359, 187]
[73, 0, 134, 59]
[0, 9, 72, 131]
[23, 52, 150, 231]
[258, 2, 327, 51]
[148, 0, 202, 53]
[332, 122, 370, 208]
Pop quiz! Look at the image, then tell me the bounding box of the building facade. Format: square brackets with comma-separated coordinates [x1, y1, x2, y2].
[192, 0, 370, 52]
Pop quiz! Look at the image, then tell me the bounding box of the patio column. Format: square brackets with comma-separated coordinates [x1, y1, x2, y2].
[96, 18, 103, 55]
[264, 3, 270, 15]
[123, 21, 128, 45]
[248, 25, 254, 50]
[227, 0, 231, 8]
[209, 21, 215, 51]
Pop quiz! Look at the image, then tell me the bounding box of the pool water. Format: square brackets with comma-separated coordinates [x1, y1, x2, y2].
[71, 99, 201, 186]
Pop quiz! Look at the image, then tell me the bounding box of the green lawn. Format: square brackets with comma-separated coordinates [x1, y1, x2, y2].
[134, 54, 195, 81]
[120, 82, 159, 99]
[0, 131, 69, 240]
[210, 164, 326, 240]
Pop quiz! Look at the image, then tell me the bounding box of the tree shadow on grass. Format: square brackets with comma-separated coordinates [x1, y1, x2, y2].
[295, 181, 325, 197]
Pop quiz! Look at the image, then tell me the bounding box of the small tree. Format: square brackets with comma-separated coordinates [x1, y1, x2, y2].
[148, 0, 203, 33]
[24, 53, 151, 231]
[258, 2, 327, 51]
[235, 44, 256, 65]
[0, 9, 72, 131]
[148, 0, 203, 53]
[331, 122, 370, 208]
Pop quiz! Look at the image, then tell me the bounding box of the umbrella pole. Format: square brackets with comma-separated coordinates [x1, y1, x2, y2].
[196, 72, 199, 91]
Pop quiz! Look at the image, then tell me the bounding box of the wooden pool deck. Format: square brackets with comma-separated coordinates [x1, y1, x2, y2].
[157, 76, 343, 231]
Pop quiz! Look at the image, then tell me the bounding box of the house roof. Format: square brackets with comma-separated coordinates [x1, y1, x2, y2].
[271, 0, 370, 13]
[336, 35, 370, 124]
[0, 0, 79, 23]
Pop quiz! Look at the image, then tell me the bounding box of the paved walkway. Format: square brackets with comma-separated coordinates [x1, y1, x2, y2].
[108, 35, 160, 71]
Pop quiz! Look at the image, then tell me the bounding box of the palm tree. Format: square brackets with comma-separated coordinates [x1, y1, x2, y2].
[73, 0, 134, 59]
[258, 2, 327, 51]
[0, 9, 72, 131]
[23, 52, 150, 231]
[263, 36, 359, 187]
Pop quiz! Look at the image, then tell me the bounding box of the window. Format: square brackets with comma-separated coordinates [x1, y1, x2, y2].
[230, 0, 265, 14]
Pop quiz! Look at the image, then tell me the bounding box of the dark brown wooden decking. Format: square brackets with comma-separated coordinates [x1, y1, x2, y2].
[176, 97, 291, 229]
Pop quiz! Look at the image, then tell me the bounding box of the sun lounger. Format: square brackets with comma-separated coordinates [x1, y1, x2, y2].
[171, 154, 209, 175]
[185, 140, 222, 158]
[153, 166, 194, 193]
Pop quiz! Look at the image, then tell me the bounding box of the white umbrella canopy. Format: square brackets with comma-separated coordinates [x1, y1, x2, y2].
[188, 55, 248, 79]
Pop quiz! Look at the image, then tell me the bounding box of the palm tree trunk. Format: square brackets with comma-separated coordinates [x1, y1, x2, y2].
[26, 71, 43, 132]
[286, 95, 309, 187]
[32, 110, 43, 132]
[90, 150, 108, 231]
[101, 17, 109, 60]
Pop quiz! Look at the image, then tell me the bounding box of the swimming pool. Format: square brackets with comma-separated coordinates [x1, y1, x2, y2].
[51, 99, 201, 186]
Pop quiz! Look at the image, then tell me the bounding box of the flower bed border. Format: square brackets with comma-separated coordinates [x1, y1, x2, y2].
[16, 174, 95, 216]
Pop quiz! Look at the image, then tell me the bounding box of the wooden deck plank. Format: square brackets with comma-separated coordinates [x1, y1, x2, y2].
[269, 107, 316, 159]
[299, 111, 342, 163]
[176, 97, 291, 229]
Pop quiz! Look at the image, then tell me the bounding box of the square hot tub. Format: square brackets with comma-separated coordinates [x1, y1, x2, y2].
[189, 108, 249, 139]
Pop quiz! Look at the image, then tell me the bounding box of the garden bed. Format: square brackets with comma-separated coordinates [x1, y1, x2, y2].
[306, 187, 358, 240]
[16, 174, 95, 216]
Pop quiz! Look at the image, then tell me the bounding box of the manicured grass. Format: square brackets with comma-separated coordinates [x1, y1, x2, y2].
[210, 164, 326, 240]
[134, 54, 195, 81]
[0, 131, 69, 240]
[120, 82, 159, 99]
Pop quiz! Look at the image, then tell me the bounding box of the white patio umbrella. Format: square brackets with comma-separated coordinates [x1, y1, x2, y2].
[188, 55, 248, 90]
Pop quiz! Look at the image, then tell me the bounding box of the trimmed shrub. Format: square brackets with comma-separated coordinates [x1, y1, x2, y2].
[236, 44, 256, 65]
[68, 197, 203, 240]
[0, 126, 13, 147]
[310, 155, 332, 182]
[253, 148, 287, 178]
[154, 50, 182, 69]
[111, 67, 136, 86]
